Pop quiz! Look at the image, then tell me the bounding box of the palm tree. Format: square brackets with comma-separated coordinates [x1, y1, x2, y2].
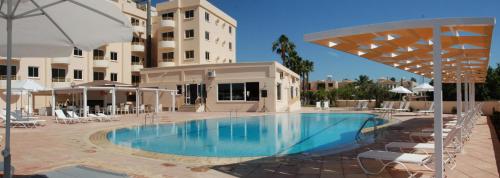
[302, 60, 314, 91]
[272, 35, 295, 67]
[355, 75, 371, 86]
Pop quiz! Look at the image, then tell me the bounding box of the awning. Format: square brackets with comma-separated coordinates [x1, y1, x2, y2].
[304, 17, 494, 83]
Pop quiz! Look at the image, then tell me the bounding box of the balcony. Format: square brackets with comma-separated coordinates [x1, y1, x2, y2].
[131, 42, 145, 52]
[131, 62, 144, 72]
[52, 78, 71, 88]
[160, 19, 175, 28]
[159, 40, 175, 49]
[51, 57, 70, 64]
[159, 61, 175, 67]
[132, 24, 145, 33]
[0, 75, 18, 80]
[93, 56, 110, 68]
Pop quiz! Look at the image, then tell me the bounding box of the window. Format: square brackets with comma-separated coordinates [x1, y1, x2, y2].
[290, 86, 294, 99]
[73, 70, 82, 80]
[328, 83, 334, 87]
[162, 12, 174, 20]
[131, 17, 140, 26]
[73, 47, 82, 56]
[205, 12, 210, 22]
[185, 29, 194, 39]
[131, 56, 141, 64]
[185, 50, 194, 59]
[131, 75, 141, 84]
[162, 31, 174, 41]
[110, 73, 118, 82]
[52, 68, 66, 82]
[218, 84, 231, 101]
[246, 82, 259, 101]
[176, 85, 182, 94]
[0, 65, 16, 79]
[162, 52, 174, 62]
[132, 36, 141, 43]
[205, 31, 210, 40]
[205, 51, 210, 61]
[110, 52, 118, 61]
[93, 72, 104, 81]
[28, 66, 39, 78]
[218, 83, 259, 101]
[229, 42, 232, 50]
[93, 49, 105, 60]
[229, 26, 232, 34]
[277, 83, 282, 100]
[229, 59, 233, 63]
[280, 72, 284, 79]
[184, 10, 194, 19]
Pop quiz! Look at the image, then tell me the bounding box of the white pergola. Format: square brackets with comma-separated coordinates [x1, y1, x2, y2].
[304, 17, 495, 178]
[51, 86, 177, 117]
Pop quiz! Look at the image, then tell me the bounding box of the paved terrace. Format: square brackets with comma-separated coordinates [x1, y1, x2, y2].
[0, 109, 498, 178]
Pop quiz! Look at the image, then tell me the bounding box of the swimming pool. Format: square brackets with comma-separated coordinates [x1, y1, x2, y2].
[107, 113, 384, 157]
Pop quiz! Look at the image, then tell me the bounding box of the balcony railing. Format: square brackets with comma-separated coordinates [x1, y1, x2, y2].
[162, 37, 174, 41]
[93, 56, 105, 60]
[131, 61, 143, 65]
[52, 77, 69, 82]
[0, 75, 18, 80]
[132, 42, 144, 45]
[162, 17, 174, 20]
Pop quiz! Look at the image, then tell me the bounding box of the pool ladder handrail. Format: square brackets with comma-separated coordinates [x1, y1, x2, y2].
[355, 117, 379, 143]
[229, 109, 238, 119]
[144, 113, 158, 125]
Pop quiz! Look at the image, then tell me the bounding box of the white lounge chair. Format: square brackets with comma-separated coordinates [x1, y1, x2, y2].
[54, 110, 79, 124]
[359, 101, 369, 110]
[323, 101, 330, 110]
[87, 113, 104, 122]
[97, 113, 117, 121]
[417, 102, 434, 114]
[374, 101, 388, 111]
[394, 101, 411, 112]
[315, 102, 321, 110]
[66, 111, 90, 123]
[0, 110, 38, 128]
[357, 150, 432, 177]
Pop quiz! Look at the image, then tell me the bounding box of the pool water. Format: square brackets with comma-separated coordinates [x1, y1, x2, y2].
[107, 113, 384, 157]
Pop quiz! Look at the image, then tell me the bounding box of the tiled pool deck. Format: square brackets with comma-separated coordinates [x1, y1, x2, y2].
[1, 109, 498, 178]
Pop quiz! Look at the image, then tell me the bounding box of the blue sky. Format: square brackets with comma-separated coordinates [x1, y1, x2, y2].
[154, 0, 500, 82]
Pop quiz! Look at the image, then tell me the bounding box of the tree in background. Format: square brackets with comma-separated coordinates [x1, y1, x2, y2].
[272, 35, 295, 66]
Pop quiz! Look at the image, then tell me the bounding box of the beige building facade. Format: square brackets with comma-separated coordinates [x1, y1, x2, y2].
[140, 62, 301, 112]
[0, 0, 149, 111]
[153, 0, 237, 67]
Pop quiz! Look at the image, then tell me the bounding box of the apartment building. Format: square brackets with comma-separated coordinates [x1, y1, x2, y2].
[140, 0, 300, 112]
[0, 0, 149, 110]
[153, 0, 237, 67]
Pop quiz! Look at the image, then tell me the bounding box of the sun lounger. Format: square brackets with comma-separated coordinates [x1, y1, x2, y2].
[357, 150, 432, 177]
[417, 102, 434, 114]
[66, 111, 90, 123]
[394, 101, 411, 112]
[1, 110, 40, 128]
[87, 114, 104, 122]
[315, 102, 321, 110]
[323, 101, 330, 110]
[373, 101, 388, 111]
[97, 113, 118, 121]
[54, 110, 79, 124]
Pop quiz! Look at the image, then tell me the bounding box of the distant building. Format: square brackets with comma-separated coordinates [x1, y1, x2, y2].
[306, 75, 338, 91]
[375, 77, 417, 89]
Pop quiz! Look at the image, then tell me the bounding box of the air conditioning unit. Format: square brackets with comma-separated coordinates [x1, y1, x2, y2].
[208, 70, 216, 78]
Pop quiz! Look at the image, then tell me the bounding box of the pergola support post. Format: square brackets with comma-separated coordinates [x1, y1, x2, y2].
[464, 78, 469, 113]
[83, 87, 87, 117]
[112, 87, 116, 116]
[432, 23, 444, 178]
[155, 90, 159, 113]
[456, 65, 463, 152]
[51, 90, 56, 116]
[171, 91, 176, 112]
[136, 88, 140, 116]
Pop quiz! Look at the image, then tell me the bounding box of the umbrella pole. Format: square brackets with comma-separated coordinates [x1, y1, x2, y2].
[4, 0, 13, 176]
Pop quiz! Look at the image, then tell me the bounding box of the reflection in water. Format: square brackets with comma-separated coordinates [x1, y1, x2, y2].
[108, 113, 383, 157]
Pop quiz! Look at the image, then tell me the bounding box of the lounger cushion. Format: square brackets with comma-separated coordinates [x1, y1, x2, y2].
[410, 132, 449, 137]
[358, 150, 430, 164]
[386, 142, 434, 150]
